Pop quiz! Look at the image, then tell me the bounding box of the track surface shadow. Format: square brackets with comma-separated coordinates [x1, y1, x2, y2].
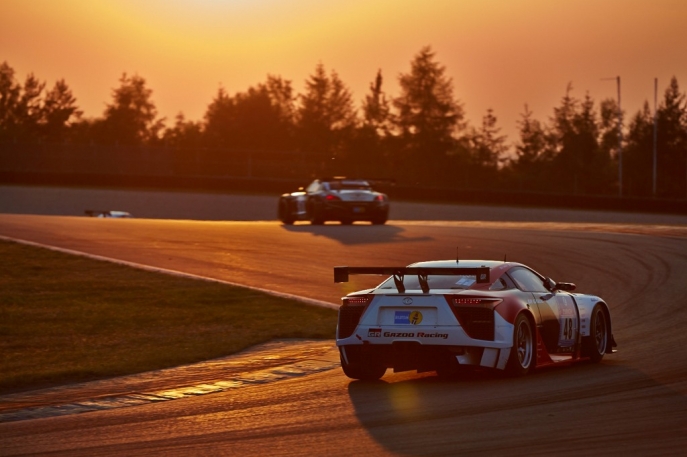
[281, 222, 433, 245]
[347, 362, 687, 456]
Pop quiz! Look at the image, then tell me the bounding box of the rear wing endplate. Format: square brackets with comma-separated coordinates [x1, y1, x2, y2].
[334, 266, 490, 293]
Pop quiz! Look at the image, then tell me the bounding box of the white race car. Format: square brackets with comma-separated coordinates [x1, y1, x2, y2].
[84, 210, 132, 218]
[278, 177, 389, 225]
[334, 260, 616, 380]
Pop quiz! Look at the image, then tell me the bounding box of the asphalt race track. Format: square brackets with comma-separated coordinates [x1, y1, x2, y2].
[0, 191, 686, 455]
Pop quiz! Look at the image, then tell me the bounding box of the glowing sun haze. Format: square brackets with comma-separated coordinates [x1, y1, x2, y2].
[2, 0, 686, 139]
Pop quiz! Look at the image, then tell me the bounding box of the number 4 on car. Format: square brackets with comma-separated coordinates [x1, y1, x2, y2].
[334, 260, 617, 380]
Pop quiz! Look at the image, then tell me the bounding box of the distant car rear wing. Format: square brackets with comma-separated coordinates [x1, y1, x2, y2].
[321, 177, 396, 189]
[334, 266, 490, 293]
[365, 178, 396, 187]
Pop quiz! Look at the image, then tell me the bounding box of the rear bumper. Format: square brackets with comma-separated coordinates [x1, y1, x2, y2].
[339, 342, 512, 372]
[282, 197, 389, 222]
[337, 321, 514, 371]
[322, 201, 388, 220]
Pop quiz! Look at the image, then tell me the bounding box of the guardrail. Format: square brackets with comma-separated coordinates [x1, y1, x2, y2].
[2, 169, 686, 215]
[2, 141, 685, 214]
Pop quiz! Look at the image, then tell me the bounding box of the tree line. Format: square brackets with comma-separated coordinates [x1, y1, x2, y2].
[1, 47, 686, 198]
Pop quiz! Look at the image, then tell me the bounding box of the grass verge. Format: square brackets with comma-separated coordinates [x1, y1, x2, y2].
[0, 239, 337, 394]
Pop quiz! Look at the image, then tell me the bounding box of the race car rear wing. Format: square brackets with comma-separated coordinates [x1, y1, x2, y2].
[334, 266, 490, 293]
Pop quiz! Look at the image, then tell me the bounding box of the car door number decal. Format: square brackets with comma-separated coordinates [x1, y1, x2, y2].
[556, 296, 578, 348]
[561, 318, 574, 340]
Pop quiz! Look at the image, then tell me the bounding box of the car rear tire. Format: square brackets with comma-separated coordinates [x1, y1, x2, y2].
[309, 202, 324, 225]
[584, 305, 608, 363]
[340, 347, 386, 381]
[506, 313, 535, 376]
[278, 200, 294, 225]
[371, 217, 387, 225]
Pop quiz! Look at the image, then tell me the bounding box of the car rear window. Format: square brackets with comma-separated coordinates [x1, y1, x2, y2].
[329, 181, 371, 191]
[378, 274, 479, 291]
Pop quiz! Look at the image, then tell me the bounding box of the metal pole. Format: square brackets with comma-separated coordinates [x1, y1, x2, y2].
[617, 76, 623, 197]
[653, 78, 658, 197]
[601, 76, 624, 196]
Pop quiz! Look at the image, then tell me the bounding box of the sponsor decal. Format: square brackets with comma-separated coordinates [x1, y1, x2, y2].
[368, 328, 382, 337]
[382, 331, 448, 339]
[454, 275, 476, 287]
[394, 310, 410, 324]
[557, 296, 576, 317]
[384, 332, 414, 338]
[417, 332, 448, 339]
[394, 310, 423, 325]
[409, 311, 423, 325]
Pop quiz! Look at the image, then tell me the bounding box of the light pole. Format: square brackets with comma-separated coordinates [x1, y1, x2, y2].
[603, 76, 623, 197]
[653, 78, 658, 197]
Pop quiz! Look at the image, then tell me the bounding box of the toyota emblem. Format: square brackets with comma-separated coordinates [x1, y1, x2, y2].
[403, 297, 413, 305]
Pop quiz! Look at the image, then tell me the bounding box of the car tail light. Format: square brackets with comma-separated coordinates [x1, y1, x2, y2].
[343, 296, 373, 306]
[448, 297, 502, 306]
[338, 295, 373, 339]
[445, 296, 501, 341]
[325, 194, 341, 201]
[453, 298, 484, 305]
[374, 194, 386, 202]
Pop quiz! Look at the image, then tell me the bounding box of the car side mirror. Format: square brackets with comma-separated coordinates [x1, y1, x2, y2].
[555, 282, 577, 291]
[544, 277, 556, 292]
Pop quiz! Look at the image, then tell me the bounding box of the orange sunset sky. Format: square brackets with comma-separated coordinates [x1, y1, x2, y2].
[2, 0, 686, 140]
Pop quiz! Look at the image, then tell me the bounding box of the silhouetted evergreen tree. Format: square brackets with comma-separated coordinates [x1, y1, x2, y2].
[201, 76, 296, 157]
[160, 113, 204, 175]
[41, 79, 82, 142]
[0, 62, 22, 141]
[624, 102, 654, 197]
[0, 64, 45, 141]
[392, 46, 464, 184]
[203, 87, 233, 149]
[232, 77, 296, 151]
[297, 63, 357, 173]
[163, 113, 203, 148]
[466, 108, 507, 170]
[15, 73, 45, 140]
[264, 75, 297, 134]
[655, 77, 687, 198]
[362, 69, 391, 136]
[547, 86, 614, 194]
[549, 84, 582, 193]
[508, 105, 552, 190]
[98, 73, 163, 145]
[0, 62, 80, 143]
[345, 69, 393, 177]
[597, 97, 622, 195]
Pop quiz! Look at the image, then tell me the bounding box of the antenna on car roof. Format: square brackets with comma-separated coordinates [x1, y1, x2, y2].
[503, 254, 507, 263]
[456, 247, 459, 263]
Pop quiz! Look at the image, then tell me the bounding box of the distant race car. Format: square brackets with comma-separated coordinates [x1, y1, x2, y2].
[85, 210, 132, 218]
[334, 260, 616, 380]
[278, 177, 390, 225]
